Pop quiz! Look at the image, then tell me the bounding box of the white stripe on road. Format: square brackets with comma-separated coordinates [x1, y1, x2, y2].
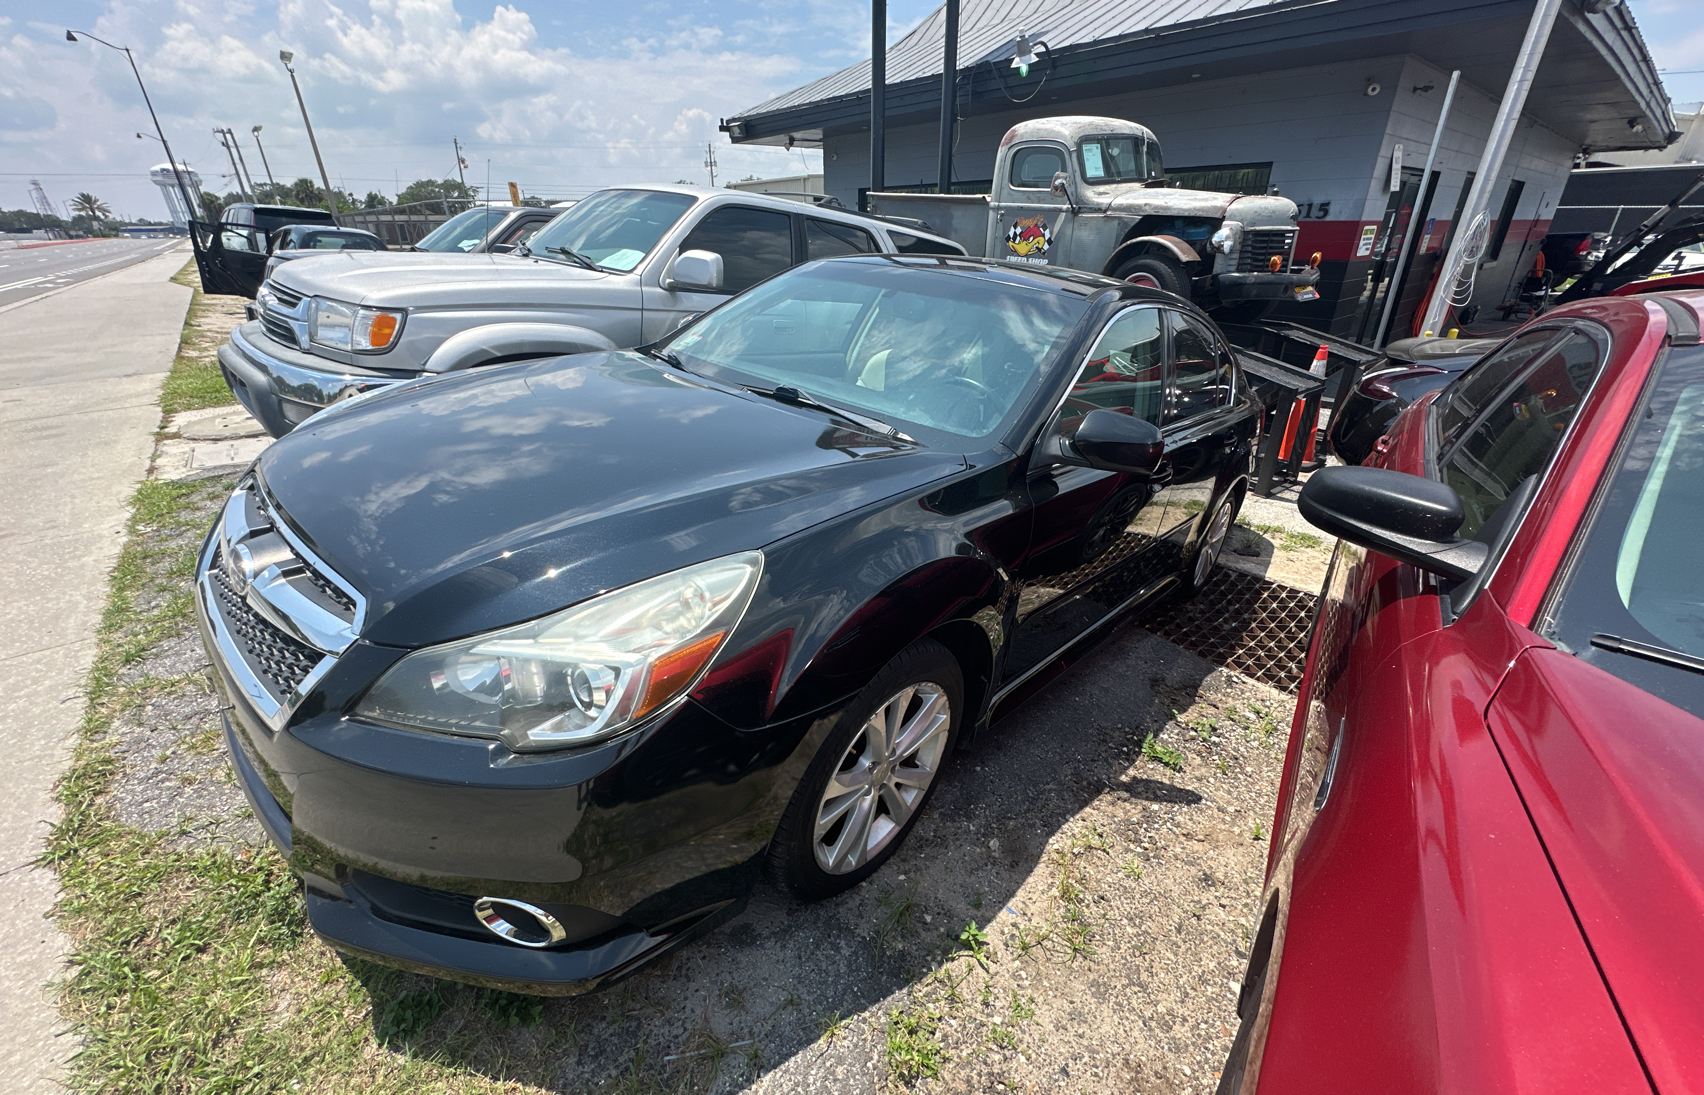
[0, 277, 50, 292]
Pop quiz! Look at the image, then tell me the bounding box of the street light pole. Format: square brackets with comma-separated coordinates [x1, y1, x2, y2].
[215, 128, 249, 201]
[251, 126, 277, 188]
[225, 127, 259, 199]
[279, 51, 339, 220]
[66, 29, 200, 230]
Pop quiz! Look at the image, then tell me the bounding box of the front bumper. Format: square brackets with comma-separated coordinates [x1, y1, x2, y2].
[217, 322, 409, 438]
[1215, 269, 1321, 301]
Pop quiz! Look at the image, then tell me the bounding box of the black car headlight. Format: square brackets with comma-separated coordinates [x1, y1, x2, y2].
[355, 552, 762, 751]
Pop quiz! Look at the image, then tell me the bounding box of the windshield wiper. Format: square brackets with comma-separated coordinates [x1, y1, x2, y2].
[744, 384, 913, 442]
[1590, 633, 1704, 676]
[543, 245, 599, 271]
[648, 347, 688, 370]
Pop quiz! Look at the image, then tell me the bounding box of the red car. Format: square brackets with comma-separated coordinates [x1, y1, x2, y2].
[1219, 290, 1704, 1094]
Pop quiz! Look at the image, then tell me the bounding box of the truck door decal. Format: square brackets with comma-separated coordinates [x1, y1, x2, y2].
[1006, 216, 1054, 264]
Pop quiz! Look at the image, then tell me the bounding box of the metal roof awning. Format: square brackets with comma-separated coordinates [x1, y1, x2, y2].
[723, 0, 1677, 155]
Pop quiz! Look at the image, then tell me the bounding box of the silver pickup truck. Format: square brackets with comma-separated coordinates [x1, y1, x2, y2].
[868, 117, 1319, 319]
[217, 186, 963, 437]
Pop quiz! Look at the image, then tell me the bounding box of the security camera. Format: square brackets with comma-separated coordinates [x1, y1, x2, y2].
[1365, 81, 1382, 97]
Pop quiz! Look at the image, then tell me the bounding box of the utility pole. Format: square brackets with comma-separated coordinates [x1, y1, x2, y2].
[251, 126, 276, 187]
[936, 0, 959, 195]
[453, 136, 468, 188]
[1418, 0, 1564, 336]
[870, 0, 886, 197]
[1373, 71, 1459, 349]
[705, 142, 718, 188]
[279, 50, 339, 219]
[227, 128, 259, 198]
[215, 128, 249, 201]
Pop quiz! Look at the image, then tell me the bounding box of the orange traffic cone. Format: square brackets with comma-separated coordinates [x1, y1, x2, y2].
[1278, 399, 1305, 461]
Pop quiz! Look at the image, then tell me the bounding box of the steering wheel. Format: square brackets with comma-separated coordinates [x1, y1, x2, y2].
[940, 375, 998, 431]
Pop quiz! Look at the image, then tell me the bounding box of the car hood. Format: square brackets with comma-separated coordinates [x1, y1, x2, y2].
[1097, 188, 1299, 228]
[256, 351, 965, 647]
[268, 250, 607, 310]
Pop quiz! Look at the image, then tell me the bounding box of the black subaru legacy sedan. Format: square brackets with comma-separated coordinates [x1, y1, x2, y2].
[196, 256, 1258, 994]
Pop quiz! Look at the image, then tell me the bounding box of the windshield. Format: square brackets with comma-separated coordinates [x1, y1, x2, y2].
[525, 190, 697, 272]
[415, 207, 509, 253]
[1078, 137, 1163, 184]
[1541, 346, 1704, 715]
[661, 260, 1087, 443]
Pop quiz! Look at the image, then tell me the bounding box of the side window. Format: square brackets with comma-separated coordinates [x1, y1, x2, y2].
[678, 205, 794, 294]
[1438, 329, 1561, 441]
[806, 218, 876, 260]
[1440, 330, 1607, 539]
[1058, 306, 1165, 429]
[1010, 146, 1067, 190]
[889, 232, 961, 256]
[1165, 312, 1232, 422]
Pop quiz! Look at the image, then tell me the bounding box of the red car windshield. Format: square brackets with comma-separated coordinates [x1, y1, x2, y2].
[1540, 344, 1704, 717]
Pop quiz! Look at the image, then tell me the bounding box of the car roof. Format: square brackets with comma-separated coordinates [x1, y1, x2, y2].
[599, 185, 965, 250]
[806, 254, 1141, 298]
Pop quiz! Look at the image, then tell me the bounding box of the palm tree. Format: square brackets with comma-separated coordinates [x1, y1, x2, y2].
[70, 192, 112, 220]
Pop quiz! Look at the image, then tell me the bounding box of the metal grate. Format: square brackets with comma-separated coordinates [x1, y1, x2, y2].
[1236, 228, 1298, 273]
[1142, 569, 1317, 692]
[208, 549, 324, 697]
[259, 312, 297, 347]
[304, 566, 357, 613]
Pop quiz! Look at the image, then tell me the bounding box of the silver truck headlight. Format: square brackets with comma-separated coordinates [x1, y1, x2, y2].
[308, 297, 405, 352]
[355, 552, 763, 752]
[1210, 223, 1243, 255]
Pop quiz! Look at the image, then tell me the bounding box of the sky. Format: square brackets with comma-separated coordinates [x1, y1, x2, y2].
[0, 0, 1699, 223]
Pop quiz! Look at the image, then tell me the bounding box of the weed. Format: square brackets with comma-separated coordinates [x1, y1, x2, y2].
[987, 1024, 1017, 1050]
[819, 1011, 852, 1042]
[1217, 756, 1231, 774]
[885, 1008, 944, 1083]
[1252, 820, 1266, 840]
[1142, 736, 1185, 772]
[875, 879, 920, 953]
[376, 987, 443, 1042]
[969, 891, 984, 911]
[1012, 921, 1053, 958]
[958, 922, 990, 969]
[1120, 859, 1144, 880]
[480, 988, 545, 1029]
[1010, 994, 1037, 1022]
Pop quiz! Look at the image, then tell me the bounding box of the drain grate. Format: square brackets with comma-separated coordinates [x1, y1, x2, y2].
[1143, 569, 1318, 692]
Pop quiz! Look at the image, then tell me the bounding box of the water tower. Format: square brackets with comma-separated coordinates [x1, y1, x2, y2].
[150, 163, 202, 227]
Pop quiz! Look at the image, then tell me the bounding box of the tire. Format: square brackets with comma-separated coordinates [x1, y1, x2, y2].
[768, 639, 963, 900]
[1113, 252, 1189, 296]
[1175, 488, 1242, 602]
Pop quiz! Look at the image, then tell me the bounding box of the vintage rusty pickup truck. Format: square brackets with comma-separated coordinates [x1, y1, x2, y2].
[868, 117, 1320, 320]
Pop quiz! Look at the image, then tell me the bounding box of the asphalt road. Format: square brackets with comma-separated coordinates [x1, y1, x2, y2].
[0, 238, 187, 311]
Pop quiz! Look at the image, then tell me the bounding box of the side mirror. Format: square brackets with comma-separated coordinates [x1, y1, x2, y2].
[1298, 466, 1488, 581]
[670, 249, 725, 291]
[1044, 409, 1164, 476]
[1050, 171, 1071, 198]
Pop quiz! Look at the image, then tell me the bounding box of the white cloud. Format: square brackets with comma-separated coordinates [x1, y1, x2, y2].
[0, 0, 832, 219]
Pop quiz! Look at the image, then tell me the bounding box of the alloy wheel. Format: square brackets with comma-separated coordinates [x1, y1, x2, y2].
[1194, 496, 1236, 588]
[813, 683, 950, 875]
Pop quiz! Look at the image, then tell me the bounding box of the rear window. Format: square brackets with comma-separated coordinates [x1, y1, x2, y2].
[1540, 346, 1704, 716]
[1010, 146, 1067, 189]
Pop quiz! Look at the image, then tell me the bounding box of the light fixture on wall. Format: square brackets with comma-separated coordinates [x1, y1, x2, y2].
[1365, 78, 1382, 96]
[1010, 31, 1041, 77]
[1627, 117, 1645, 132]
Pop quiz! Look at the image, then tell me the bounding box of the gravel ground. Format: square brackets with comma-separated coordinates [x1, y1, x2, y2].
[91, 468, 1296, 1094]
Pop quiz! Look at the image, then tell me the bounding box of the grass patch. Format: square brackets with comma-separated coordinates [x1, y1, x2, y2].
[159, 259, 241, 418]
[1238, 519, 1325, 554]
[1141, 735, 1186, 772]
[885, 1007, 944, 1084]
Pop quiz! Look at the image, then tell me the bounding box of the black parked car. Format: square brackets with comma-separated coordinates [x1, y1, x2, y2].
[193, 202, 339, 298]
[1327, 334, 1501, 464]
[196, 257, 1259, 994]
[262, 225, 386, 282]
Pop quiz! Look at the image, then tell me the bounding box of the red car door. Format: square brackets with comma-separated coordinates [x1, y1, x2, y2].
[1231, 301, 1676, 1095]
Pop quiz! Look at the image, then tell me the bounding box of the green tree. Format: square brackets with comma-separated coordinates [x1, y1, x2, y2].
[362, 191, 390, 209]
[0, 208, 65, 233]
[70, 192, 112, 220]
[396, 177, 479, 213]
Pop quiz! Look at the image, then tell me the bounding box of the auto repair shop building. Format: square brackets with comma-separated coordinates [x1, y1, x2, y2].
[722, 0, 1674, 340]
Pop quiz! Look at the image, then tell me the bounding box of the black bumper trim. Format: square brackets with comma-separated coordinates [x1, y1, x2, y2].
[1216, 270, 1321, 300]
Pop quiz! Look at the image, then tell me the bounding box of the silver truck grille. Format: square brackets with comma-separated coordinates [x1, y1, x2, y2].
[257, 280, 308, 349]
[196, 477, 365, 729]
[267, 282, 304, 309]
[259, 312, 297, 347]
[1236, 228, 1299, 273]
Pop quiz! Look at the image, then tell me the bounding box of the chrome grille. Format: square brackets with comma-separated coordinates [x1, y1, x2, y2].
[305, 567, 357, 613]
[260, 312, 298, 347]
[209, 547, 323, 697]
[1236, 228, 1299, 273]
[267, 282, 304, 309]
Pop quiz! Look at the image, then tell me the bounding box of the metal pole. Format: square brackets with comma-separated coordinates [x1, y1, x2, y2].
[282, 55, 339, 220]
[1373, 70, 1459, 349]
[251, 127, 276, 187]
[227, 128, 259, 198]
[453, 136, 467, 187]
[870, 0, 886, 197]
[936, 0, 959, 195]
[216, 129, 248, 201]
[1419, 0, 1564, 337]
[69, 34, 201, 233]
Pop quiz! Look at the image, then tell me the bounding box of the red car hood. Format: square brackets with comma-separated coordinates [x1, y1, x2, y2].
[1488, 644, 1704, 1093]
